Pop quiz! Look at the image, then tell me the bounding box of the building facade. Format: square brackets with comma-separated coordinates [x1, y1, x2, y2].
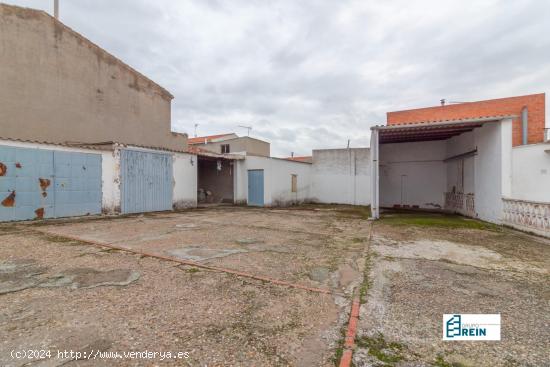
[387, 94, 546, 146]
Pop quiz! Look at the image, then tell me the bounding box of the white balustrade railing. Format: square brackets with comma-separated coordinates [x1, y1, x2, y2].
[502, 198, 550, 236]
[445, 192, 476, 217]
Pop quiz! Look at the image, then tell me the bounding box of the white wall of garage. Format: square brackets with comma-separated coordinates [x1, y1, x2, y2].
[234, 155, 312, 206]
[379, 140, 447, 209]
[173, 152, 198, 209]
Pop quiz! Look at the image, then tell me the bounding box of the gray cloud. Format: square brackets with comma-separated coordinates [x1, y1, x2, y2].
[6, 0, 550, 156]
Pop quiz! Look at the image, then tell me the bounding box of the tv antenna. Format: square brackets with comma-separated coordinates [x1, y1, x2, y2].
[238, 125, 252, 136]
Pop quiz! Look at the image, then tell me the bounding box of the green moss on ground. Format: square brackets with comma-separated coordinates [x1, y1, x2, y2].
[355, 333, 405, 365]
[432, 355, 469, 367]
[380, 212, 499, 231]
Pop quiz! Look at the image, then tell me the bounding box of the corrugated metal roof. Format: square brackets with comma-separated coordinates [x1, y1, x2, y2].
[0, 137, 188, 154]
[373, 115, 516, 129]
[374, 116, 516, 144]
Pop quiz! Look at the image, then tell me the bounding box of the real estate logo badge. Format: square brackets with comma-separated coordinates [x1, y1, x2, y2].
[443, 314, 500, 341]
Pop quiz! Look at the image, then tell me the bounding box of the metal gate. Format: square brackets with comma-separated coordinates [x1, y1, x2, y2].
[120, 149, 173, 214]
[247, 169, 264, 206]
[0, 145, 102, 221]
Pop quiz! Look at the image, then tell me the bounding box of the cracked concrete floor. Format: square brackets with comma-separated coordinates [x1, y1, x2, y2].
[0, 205, 371, 367]
[356, 213, 550, 367]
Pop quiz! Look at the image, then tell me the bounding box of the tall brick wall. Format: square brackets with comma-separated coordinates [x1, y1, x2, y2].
[386, 93, 546, 146]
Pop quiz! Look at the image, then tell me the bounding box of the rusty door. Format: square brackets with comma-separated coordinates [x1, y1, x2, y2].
[0, 145, 102, 221]
[120, 149, 173, 214]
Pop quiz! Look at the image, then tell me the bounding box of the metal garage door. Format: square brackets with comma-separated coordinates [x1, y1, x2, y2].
[0, 146, 102, 221]
[120, 149, 173, 214]
[247, 169, 264, 206]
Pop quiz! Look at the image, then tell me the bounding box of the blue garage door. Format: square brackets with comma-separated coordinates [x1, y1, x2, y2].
[0, 146, 102, 221]
[247, 169, 264, 206]
[120, 149, 173, 214]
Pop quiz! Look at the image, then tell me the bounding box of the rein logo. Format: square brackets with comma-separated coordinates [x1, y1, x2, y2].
[443, 314, 500, 341]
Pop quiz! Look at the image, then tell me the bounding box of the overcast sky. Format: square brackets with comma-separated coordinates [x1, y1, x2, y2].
[5, 0, 550, 156]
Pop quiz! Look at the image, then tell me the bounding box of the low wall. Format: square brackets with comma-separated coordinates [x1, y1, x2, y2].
[311, 148, 370, 205]
[502, 198, 550, 238]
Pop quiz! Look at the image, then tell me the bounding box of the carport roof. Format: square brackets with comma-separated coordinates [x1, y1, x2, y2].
[372, 115, 515, 144]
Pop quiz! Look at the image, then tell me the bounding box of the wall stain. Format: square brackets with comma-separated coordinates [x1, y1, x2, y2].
[15, 163, 22, 168]
[39, 178, 51, 191]
[2, 191, 16, 207]
[0, 162, 6, 176]
[35, 208, 44, 219]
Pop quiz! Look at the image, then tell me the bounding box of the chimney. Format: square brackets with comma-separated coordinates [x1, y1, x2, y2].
[440, 99, 446, 106]
[54, 0, 59, 19]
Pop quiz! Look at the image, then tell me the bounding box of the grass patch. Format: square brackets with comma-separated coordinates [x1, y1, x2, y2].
[356, 333, 404, 365]
[359, 251, 373, 304]
[336, 205, 372, 220]
[185, 267, 200, 274]
[432, 355, 469, 367]
[331, 327, 347, 366]
[380, 212, 498, 231]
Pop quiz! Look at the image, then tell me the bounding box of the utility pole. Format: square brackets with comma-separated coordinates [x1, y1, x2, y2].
[54, 0, 59, 19]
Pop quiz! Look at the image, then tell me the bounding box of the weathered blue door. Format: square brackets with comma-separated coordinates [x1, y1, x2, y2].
[53, 151, 102, 218]
[0, 145, 102, 221]
[120, 149, 173, 214]
[247, 169, 264, 206]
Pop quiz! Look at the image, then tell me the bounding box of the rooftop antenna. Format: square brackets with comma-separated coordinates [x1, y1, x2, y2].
[238, 125, 252, 136]
[347, 139, 350, 148]
[194, 123, 199, 137]
[54, 0, 59, 19]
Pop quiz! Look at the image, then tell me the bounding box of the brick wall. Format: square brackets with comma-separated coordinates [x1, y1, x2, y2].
[386, 93, 546, 146]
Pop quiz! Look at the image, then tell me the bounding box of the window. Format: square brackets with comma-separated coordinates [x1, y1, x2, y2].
[221, 144, 230, 154]
[291, 174, 297, 193]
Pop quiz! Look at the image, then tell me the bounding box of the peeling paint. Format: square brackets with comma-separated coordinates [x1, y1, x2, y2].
[0, 162, 6, 176]
[1, 191, 16, 207]
[35, 208, 44, 219]
[38, 178, 51, 191]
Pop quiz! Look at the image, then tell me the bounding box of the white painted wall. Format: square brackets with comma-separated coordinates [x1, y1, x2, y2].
[473, 120, 512, 223]
[235, 156, 312, 206]
[379, 140, 447, 209]
[445, 131, 475, 194]
[311, 148, 371, 205]
[511, 142, 550, 202]
[173, 152, 198, 209]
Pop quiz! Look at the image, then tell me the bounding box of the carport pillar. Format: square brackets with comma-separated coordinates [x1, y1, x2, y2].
[500, 118, 513, 198]
[370, 128, 380, 219]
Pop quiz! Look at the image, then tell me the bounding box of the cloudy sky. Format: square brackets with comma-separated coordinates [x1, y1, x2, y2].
[6, 0, 550, 156]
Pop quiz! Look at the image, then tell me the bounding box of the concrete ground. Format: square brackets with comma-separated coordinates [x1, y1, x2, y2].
[356, 211, 550, 367]
[0, 207, 548, 367]
[0, 206, 371, 367]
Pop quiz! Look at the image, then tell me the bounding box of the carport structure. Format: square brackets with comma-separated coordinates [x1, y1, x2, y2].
[194, 150, 245, 204]
[370, 116, 515, 224]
